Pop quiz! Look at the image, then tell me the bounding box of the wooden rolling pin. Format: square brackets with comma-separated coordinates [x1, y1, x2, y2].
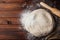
[40, 2, 60, 17]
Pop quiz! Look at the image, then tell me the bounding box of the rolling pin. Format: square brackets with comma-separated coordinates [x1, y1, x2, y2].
[40, 2, 60, 17]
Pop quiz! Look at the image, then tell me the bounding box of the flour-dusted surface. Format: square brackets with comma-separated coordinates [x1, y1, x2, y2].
[21, 9, 54, 37]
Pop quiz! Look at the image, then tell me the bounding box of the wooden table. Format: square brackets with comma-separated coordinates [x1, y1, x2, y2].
[0, 0, 27, 40]
[0, 0, 59, 40]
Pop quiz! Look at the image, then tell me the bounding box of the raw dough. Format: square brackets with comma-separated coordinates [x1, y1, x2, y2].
[20, 9, 54, 37]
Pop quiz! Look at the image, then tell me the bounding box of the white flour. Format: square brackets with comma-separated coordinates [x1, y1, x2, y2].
[20, 9, 54, 37]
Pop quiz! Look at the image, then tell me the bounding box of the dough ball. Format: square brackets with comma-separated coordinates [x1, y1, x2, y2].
[20, 9, 54, 37]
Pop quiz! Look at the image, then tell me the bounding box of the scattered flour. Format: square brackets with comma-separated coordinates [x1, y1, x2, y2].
[20, 9, 54, 37]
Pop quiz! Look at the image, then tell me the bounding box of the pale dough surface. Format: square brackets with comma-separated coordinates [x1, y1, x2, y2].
[21, 9, 54, 37]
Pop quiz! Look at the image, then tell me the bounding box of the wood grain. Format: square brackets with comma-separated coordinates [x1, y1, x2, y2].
[0, 25, 22, 28]
[0, 18, 21, 24]
[0, 10, 22, 17]
[0, 0, 26, 40]
[0, 0, 25, 3]
[0, 3, 23, 10]
[0, 32, 26, 40]
[0, 25, 26, 40]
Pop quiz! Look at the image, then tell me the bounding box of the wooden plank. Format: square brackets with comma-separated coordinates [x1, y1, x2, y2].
[0, 3, 23, 10]
[0, 25, 22, 28]
[0, 25, 26, 40]
[48, 33, 60, 40]
[0, 25, 25, 32]
[0, 17, 21, 24]
[0, 0, 25, 3]
[0, 32, 26, 36]
[0, 32, 26, 40]
[0, 27, 23, 32]
[0, 10, 22, 17]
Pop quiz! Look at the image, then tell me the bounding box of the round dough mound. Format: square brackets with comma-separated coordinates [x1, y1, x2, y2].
[21, 9, 54, 37]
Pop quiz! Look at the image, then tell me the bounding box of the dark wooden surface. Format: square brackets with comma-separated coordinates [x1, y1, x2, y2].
[0, 0, 59, 40]
[0, 0, 27, 40]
